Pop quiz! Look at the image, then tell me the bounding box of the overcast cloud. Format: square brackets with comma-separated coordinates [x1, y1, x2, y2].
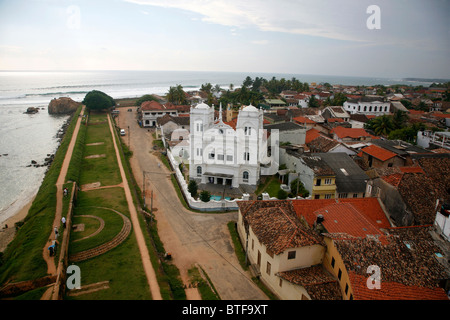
[0, 0, 448, 78]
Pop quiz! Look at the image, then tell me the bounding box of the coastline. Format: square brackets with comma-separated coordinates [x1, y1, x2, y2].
[0, 196, 34, 252]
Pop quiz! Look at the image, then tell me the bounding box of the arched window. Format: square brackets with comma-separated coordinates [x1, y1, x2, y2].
[197, 166, 202, 176]
[243, 171, 249, 182]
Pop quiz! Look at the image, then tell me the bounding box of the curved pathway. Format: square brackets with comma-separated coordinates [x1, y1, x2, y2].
[69, 207, 131, 262]
[72, 215, 105, 243]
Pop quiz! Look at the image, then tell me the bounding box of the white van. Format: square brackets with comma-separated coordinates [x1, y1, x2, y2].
[120, 129, 126, 136]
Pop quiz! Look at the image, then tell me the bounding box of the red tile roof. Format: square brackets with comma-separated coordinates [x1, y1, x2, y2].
[238, 201, 324, 255]
[349, 272, 448, 300]
[278, 265, 342, 300]
[361, 144, 397, 161]
[305, 128, 322, 144]
[314, 203, 383, 237]
[327, 118, 345, 123]
[293, 116, 316, 125]
[331, 126, 371, 139]
[293, 198, 391, 231]
[332, 225, 449, 300]
[141, 100, 165, 111]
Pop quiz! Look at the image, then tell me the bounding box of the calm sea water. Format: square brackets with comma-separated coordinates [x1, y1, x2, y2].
[0, 70, 435, 225]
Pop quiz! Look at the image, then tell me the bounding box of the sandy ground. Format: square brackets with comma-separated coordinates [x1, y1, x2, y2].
[0, 198, 34, 252]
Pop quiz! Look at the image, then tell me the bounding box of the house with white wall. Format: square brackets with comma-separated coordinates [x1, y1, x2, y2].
[343, 96, 390, 116]
[237, 200, 341, 300]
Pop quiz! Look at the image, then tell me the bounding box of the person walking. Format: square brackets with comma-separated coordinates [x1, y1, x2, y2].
[48, 244, 54, 256]
[61, 216, 66, 228]
[54, 226, 59, 240]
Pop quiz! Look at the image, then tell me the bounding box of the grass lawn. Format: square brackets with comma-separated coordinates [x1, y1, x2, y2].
[66, 188, 151, 300]
[79, 113, 121, 187]
[259, 176, 282, 198]
[65, 112, 153, 299]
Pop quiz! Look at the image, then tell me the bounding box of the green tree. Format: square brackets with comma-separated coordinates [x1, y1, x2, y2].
[201, 83, 213, 94]
[200, 190, 211, 202]
[392, 110, 408, 130]
[308, 95, 319, 108]
[214, 84, 222, 93]
[167, 85, 187, 105]
[83, 90, 115, 111]
[332, 92, 347, 106]
[368, 115, 394, 136]
[277, 189, 288, 200]
[290, 178, 309, 198]
[135, 94, 160, 106]
[243, 76, 253, 88]
[188, 180, 198, 198]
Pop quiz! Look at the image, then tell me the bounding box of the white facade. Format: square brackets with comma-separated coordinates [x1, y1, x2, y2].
[189, 103, 275, 188]
[237, 209, 325, 300]
[343, 99, 390, 116]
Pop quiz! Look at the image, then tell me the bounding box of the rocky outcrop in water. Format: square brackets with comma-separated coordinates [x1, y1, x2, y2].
[24, 107, 39, 114]
[48, 97, 80, 115]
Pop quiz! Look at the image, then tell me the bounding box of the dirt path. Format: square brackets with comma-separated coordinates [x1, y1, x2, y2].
[41, 106, 85, 300]
[119, 108, 267, 300]
[107, 113, 162, 300]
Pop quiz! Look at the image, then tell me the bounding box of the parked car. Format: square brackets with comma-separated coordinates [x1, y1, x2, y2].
[120, 129, 126, 136]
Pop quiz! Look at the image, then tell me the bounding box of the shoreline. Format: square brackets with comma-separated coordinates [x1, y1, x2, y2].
[0, 111, 75, 252]
[0, 196, 34, 252]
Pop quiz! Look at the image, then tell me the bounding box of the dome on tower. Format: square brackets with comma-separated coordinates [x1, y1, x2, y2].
[195, 102, 210, 109]
[242, 104, 258, 112]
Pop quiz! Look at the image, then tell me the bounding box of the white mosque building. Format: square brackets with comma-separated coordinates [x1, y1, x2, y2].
[188, 102, 277, 189]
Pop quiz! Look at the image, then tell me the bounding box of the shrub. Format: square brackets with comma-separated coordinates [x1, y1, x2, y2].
[188, 180, 198, 198]
[83, 90, 115, 111]
[277, 189, 288, 200]
[200, 190, 211, 202]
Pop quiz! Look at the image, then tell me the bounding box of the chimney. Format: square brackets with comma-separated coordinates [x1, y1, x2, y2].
[316, 214, 324, 224]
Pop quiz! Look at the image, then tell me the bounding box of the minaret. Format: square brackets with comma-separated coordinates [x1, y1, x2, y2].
[218, 102, 223, 122]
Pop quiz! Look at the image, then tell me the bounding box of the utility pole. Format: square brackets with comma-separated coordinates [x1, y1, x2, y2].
[143, 171, 146, 209]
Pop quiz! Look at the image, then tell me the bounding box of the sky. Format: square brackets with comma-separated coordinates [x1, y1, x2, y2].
[0, 0, 449, 79]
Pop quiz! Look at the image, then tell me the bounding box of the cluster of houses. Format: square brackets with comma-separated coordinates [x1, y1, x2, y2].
[137, 83, 450, 300]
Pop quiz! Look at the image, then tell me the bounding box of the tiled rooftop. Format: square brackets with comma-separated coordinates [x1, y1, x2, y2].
[305, 128, 322, 144]
[330, 225, 449, 300]
[313, 203, 383, 238]
[238, 201, 324, 255]
[348, 272, 448, 300]
[307, 135, 340, 153]
[277, 265, 342, 300]
[140, 100, 165, 110]
[293, 198, 391, 231]
[331, 126, 371, 139]
[361, 144, 397, 161]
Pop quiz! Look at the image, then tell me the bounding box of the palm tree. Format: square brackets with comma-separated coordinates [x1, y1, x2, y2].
[392, 110, 408, 129]
[371, 115, 394, 136]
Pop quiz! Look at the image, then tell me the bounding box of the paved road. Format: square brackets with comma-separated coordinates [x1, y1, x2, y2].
[117, 107, 267, 300]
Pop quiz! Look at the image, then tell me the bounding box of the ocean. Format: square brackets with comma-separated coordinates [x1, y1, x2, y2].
[0, 70, 436, 225]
